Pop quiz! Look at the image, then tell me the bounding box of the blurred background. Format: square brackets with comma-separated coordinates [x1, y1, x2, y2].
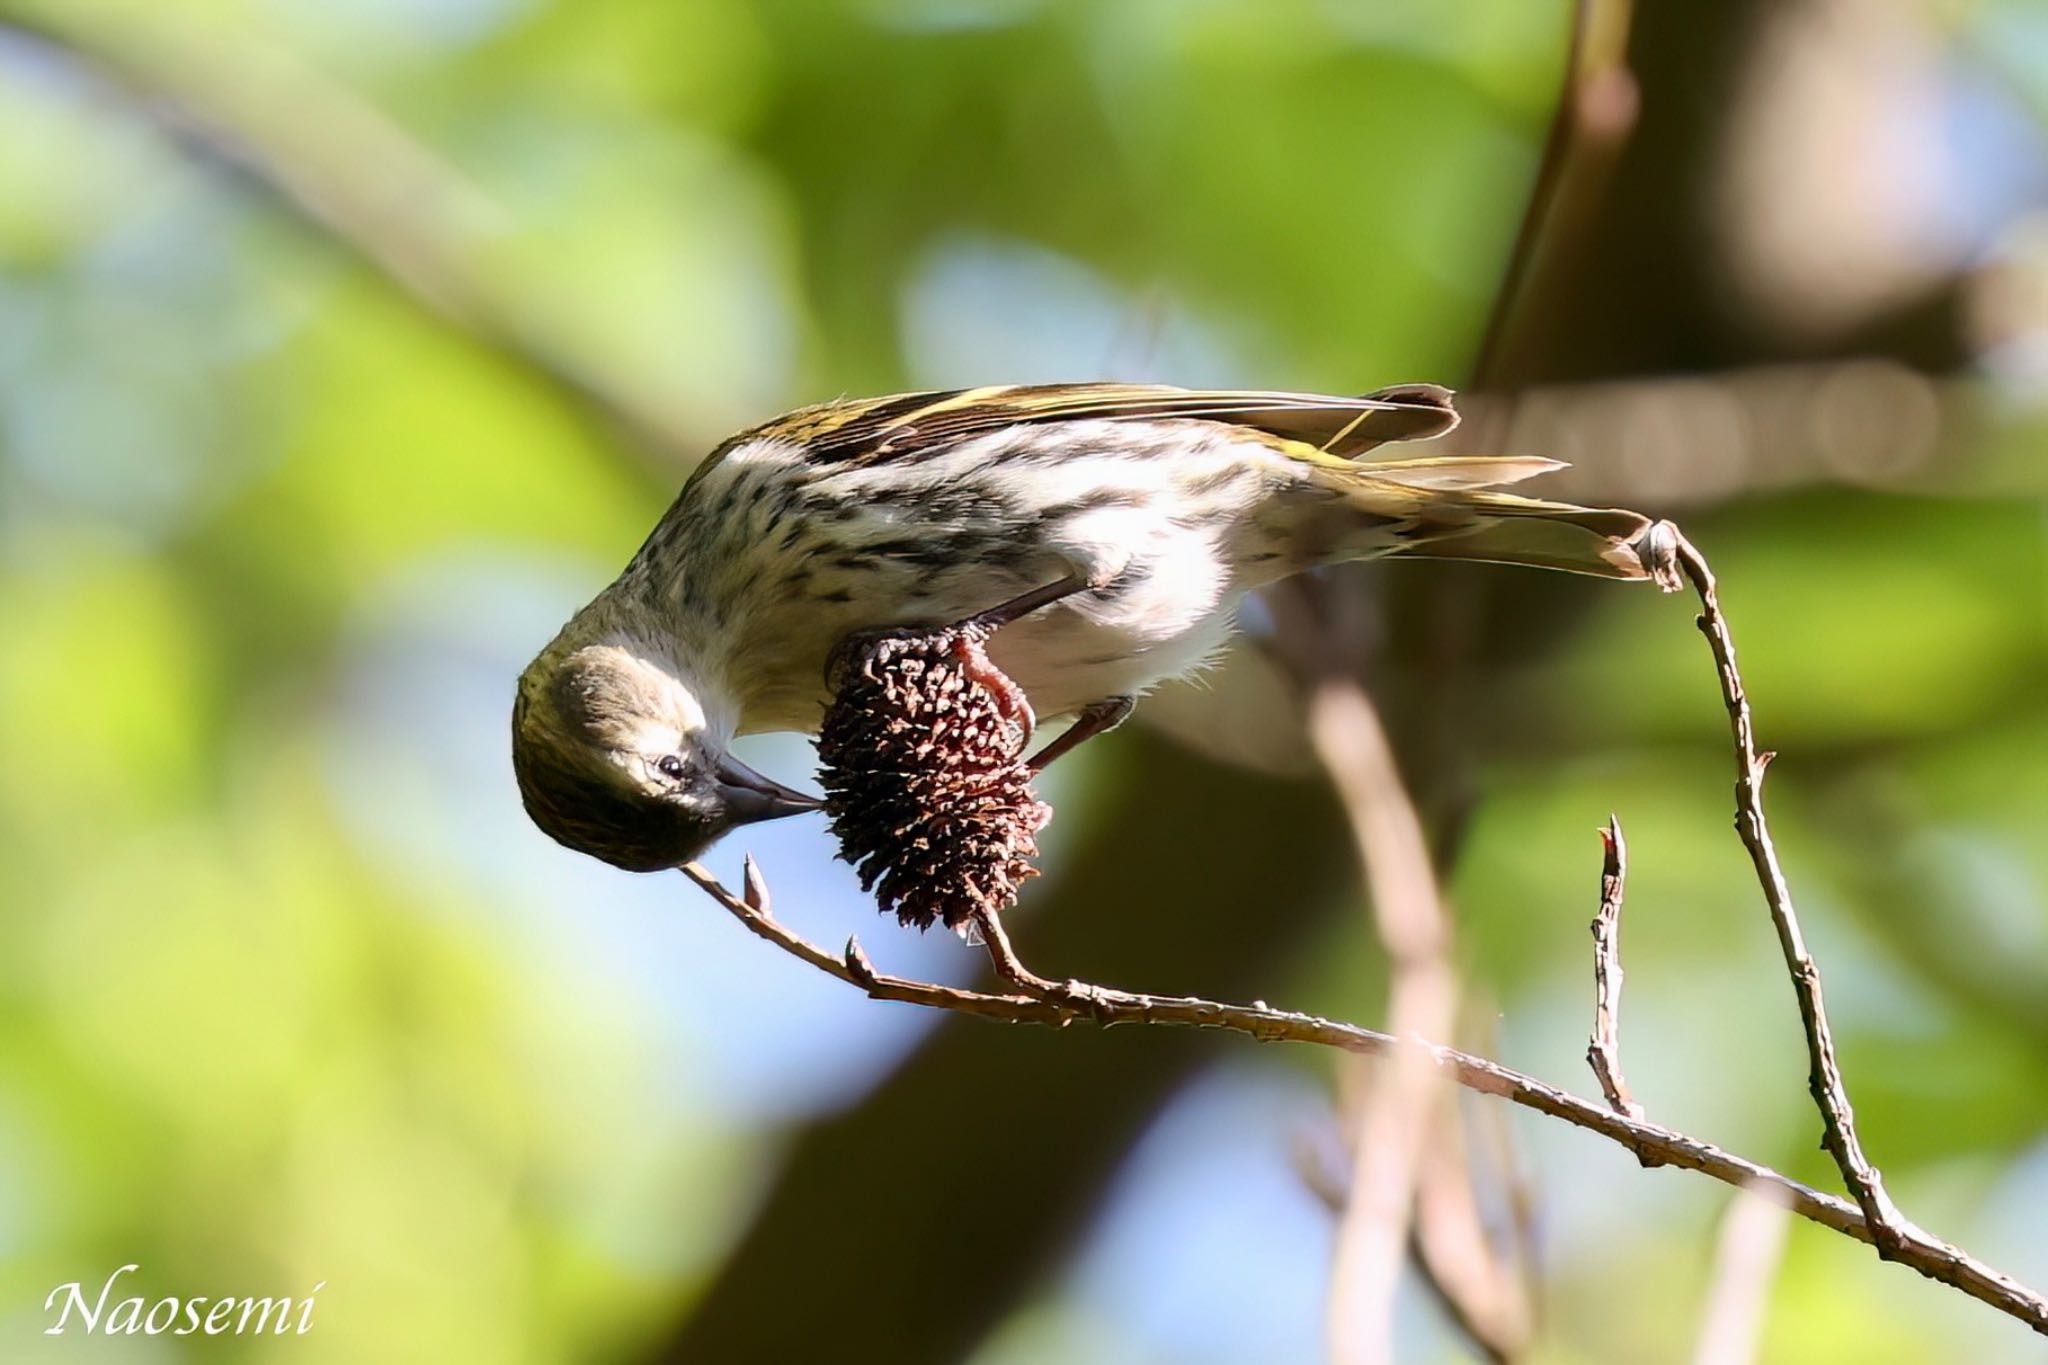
[2, 0, 2047, 1360]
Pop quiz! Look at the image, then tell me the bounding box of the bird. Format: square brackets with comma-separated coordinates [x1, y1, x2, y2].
[513, 382, 1665, 873]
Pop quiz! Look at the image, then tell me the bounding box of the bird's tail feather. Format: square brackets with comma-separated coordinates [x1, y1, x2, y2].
[1321, 461, 1666, 582]
[1354, 454, 1566, 491]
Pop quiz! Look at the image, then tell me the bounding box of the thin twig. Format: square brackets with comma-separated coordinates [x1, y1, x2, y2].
[682, 858, 1067, 1027]
[676, 856, 2048, 1334]
[1586, 814, 1643, 1123]
[1667, 533, 1910, 1246]
[1659, 529, 2048, 1331]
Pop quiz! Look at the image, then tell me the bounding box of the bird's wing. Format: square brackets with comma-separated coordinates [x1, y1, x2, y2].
[714, 382, 1667, 582]
[740, 382, 1463, 467]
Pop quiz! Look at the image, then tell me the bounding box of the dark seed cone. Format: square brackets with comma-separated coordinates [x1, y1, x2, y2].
[818, 623, 1052, 931]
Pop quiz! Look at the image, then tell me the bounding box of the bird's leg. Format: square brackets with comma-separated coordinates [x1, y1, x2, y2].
[828, 573, 1095, 683]
[970, 906, 1112, 1021]
[960, 574, 1130, 769]
[971, 906, 1053, 991]
[961, 571, 1095, 633]
[1027, 696, 1135, 772]
[950, 573, 1120, 1016]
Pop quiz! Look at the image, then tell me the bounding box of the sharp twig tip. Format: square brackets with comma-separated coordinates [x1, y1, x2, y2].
[741, 854, 771, 913]
[843, 936, 879, 985]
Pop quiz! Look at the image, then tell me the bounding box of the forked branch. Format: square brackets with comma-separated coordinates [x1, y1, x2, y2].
[680, 529, 2048, 1337]
[681, 849, 2042, 1331]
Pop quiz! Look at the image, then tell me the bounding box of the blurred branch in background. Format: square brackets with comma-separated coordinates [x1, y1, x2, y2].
[1266, 572, 1532, 1365]
[1692, 1185, 1793, 1365]
[1470, 0, 1638, 407]
[1408, 1093, 1539, 1364]
[0, 0, 704, 466]
[1309, 677, 1484, 1364]
[1508, 0, 1982, 382]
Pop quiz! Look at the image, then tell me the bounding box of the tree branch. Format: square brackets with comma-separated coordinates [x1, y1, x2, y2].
[1667, 532, 1911, 1247]
[679, 528, 2048, 1337]
[677, 848, 2046, 1333]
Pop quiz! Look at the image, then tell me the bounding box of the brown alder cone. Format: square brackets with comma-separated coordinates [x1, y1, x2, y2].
[819, 623, 1052, 931]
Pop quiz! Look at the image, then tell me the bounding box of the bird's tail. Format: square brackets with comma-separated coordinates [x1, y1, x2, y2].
[1312, 454, 1676, 584]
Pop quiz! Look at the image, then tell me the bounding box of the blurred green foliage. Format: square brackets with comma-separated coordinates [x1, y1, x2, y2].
[0, 0, 2045, 1362]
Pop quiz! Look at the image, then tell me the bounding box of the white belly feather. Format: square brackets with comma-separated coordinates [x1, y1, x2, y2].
[982, 496, 1241, 719]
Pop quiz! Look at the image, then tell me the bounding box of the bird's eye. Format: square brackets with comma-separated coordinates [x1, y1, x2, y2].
[656, 754, 687, 782]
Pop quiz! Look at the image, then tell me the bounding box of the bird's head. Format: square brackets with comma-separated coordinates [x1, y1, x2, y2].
[512, 637, 818, 872]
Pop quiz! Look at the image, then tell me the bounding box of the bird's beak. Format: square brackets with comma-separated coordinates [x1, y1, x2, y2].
[715, 756, 822, 824]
